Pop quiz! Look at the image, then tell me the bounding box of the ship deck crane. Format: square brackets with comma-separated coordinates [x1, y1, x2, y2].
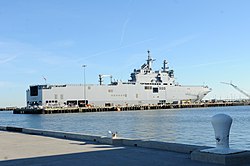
[99, 74, 113, 85]
[221, 82, 250, 99]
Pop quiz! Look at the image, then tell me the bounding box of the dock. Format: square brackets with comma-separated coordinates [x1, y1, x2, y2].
[0, 107, 17, 111]
[13, 101, 250, 114]
[0, 129, 213, 166]
[1, 126, 250, 165]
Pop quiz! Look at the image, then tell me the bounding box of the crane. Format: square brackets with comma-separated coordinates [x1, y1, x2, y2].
[221, 82, 250, 99]
[99, 74, 113, 85]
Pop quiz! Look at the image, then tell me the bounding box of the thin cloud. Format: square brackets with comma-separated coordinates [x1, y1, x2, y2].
[0, 81, 15, 88]
[178, 58, 240, 69]
[189, 61, 229, 68]
[119, 0, 134, 46]
[165, 35, 198, 51]
[120, 18, 130, 46]
[152, 35, 199, 57]
[79, 37, 156, 61]
[50, 40, 75, 48]
[0, 56, 16, 64]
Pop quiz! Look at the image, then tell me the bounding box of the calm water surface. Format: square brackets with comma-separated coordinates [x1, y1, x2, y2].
[1, 106, 250, 150]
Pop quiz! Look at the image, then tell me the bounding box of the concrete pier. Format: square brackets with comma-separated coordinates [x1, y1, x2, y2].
[0, 130, 219, 166]
[1, 126, 250, 165]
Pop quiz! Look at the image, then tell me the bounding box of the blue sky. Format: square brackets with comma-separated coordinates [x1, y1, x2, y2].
[0, 0, 250, 107]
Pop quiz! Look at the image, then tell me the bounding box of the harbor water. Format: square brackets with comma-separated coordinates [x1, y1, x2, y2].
[1, 106, 250, 150]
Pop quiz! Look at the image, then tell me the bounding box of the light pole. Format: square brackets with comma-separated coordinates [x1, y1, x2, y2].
[82, 65, 87, 106]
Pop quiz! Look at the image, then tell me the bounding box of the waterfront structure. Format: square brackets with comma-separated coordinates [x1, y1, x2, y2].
[26, 51, 211, 108]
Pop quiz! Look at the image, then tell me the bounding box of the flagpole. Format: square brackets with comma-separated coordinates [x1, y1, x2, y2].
[82, 65, 87, 106]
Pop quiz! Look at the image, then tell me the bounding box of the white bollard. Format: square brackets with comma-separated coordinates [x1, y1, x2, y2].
[212, 113, 232, 149]
[108, 131, 118, 139]
[201, 113, 244, 154]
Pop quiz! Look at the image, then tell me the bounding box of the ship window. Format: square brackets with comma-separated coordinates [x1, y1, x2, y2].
[144, 86, 152, 90]
[153, 88, 159, 93]
[54, 94, 58, 99]
[163, 83, 168, 85]
[159, 87, 166, 90]
[60, 94, 64, 99]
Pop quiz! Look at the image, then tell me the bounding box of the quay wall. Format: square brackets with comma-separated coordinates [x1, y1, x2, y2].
[13, 101, 250, 114]
[1, 126, 250, 165]
[0, 126, 208, 154]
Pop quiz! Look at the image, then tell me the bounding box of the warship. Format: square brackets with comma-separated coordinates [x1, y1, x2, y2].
[26, 51, 211, 108]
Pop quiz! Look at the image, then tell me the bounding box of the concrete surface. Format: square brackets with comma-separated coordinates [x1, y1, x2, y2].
[1, 126, 210, 154]
[191, 149, 250, 165]
[0, 131, 221, 166]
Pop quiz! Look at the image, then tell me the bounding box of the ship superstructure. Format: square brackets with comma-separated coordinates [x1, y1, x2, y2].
[26, 51, 211, 108]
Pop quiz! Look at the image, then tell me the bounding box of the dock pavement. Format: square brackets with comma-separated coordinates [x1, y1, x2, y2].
[0, 131, 222, 166]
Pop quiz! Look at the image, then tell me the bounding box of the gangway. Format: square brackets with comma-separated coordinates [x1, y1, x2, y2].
[221, 82, 250, 99]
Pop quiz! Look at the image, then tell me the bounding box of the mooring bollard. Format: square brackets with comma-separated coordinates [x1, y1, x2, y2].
[212, 114, 232, 149]
[108, 131, 118, 139]
[201, 113, 244, 154]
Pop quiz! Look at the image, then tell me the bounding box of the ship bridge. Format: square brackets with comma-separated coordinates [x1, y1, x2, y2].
[129, 51, 176, 85]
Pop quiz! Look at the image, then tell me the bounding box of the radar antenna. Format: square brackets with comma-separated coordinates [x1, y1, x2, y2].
[146, 50, 155, 71]
[162, 60, 169, 72]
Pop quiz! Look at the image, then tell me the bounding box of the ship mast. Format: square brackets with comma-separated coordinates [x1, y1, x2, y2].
[146, 50, 155, 71]
[162, 60, 169, 72]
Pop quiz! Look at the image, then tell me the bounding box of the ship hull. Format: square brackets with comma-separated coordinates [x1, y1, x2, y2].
[27, 84, 210, 108]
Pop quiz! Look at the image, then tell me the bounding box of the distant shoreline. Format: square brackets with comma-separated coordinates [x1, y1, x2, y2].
[0, 107, 17, 111]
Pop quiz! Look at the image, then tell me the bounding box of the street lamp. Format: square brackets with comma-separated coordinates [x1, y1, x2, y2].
[82, 65, 87, 106]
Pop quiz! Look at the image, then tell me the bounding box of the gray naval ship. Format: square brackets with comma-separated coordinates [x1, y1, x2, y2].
[26, 51, 211, 108]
